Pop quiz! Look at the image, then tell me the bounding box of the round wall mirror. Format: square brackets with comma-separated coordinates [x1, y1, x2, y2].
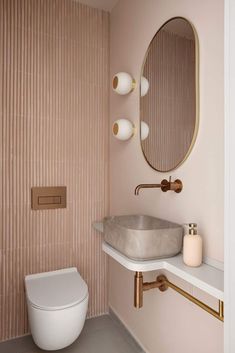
[140, 17, 199, 172]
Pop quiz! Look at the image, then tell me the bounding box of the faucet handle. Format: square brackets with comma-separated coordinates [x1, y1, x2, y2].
[174, 179, 183, 193]
[161, 178, 183, 193]
[161, 179, 170, 192]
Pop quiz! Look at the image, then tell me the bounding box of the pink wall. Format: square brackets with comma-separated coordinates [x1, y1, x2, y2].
[109, 0, 224, 352]
[0, 0, 109, 341]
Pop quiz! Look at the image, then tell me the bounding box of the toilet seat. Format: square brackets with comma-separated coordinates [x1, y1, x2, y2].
[25, 267, 88, 311]
[29, 292, 88, 311]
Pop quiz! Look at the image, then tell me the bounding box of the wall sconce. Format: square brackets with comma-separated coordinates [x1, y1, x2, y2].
[140, 76, 149, 97]
[141, 121, 149, 140]
[112, 72, 136, 95]
[112, 119, 135, 140]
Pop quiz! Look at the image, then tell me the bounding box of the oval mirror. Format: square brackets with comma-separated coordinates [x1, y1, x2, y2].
[140, 17, 198, 172]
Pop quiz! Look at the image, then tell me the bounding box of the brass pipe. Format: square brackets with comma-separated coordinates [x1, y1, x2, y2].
[134, 272, 143, 308]
[143, 280, 163, 291]
[134, 272, 224, 322]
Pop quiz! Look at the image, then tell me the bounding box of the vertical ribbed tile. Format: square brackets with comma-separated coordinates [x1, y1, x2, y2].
[0, 0, 109, 341]
[141, 29, 196, 171]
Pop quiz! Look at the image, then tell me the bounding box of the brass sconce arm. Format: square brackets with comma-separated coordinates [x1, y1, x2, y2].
[134, 272, 224, 322]
[134, 177, 183, 195]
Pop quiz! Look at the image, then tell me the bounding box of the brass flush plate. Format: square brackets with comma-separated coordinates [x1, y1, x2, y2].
[31, 187, 66, 210]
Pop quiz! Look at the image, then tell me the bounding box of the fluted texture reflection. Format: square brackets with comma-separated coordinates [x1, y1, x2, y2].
[141, 29, 196, 171]
[0, 0, 109, 341]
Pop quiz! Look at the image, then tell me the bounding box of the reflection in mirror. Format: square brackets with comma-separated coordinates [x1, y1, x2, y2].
[140, 18, 198, 172]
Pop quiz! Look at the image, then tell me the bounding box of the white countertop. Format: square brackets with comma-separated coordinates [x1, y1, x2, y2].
[102, 242, 224, 301]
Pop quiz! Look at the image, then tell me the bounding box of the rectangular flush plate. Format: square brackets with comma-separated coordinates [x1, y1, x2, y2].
[31, 187, 66, 210]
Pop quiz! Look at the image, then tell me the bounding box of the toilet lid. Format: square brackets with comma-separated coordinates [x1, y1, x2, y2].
[25, 268, 88, 311]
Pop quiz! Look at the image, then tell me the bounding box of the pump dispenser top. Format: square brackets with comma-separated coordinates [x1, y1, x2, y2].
[189, 223, 197, 235]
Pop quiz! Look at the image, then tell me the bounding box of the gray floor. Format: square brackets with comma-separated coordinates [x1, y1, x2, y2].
[0, 314, 144, 353]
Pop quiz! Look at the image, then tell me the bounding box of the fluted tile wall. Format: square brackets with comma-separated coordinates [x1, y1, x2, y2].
[141, 30, 195, 171]
[0, 0, 109, 341]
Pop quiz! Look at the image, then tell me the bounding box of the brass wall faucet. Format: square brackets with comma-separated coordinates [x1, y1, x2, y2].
[134, 176, 183, 195]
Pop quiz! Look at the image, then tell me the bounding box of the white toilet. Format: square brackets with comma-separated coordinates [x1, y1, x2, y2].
[25, 267, 89, 351]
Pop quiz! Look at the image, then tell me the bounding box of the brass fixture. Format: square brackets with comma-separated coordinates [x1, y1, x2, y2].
[134, 176, 183, 195]
[134, 272, 167, 308]
[113, 122, 119, 135]
[134, 272, 224, 322]
[31, 186, 66, 210]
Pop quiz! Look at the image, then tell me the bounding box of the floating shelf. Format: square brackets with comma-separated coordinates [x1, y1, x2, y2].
[102, 242, 224, 301]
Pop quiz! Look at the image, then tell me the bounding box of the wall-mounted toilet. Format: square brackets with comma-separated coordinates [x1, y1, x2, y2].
[25, 267, 89, 351]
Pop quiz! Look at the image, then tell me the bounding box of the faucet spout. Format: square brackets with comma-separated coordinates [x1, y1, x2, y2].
[134, 183, 162, 195]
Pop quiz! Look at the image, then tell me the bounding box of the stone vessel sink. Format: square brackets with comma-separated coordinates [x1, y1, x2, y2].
[104, 215, 183, 261]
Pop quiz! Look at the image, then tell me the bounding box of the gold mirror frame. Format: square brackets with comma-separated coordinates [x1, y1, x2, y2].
[140, 17, 199, 173]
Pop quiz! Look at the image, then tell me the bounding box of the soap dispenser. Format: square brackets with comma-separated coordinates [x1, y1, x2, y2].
[183, 223, 202, 267]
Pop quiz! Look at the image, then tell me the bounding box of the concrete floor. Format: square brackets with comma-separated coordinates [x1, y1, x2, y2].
[0, 314, 144, 353]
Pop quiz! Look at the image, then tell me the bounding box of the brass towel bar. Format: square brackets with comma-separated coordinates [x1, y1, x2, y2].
[134, 272, 224, 322]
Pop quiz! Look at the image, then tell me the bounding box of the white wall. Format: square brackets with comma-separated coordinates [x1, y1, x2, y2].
[224, 0, 235, 351]
[109, 1, 224, 352]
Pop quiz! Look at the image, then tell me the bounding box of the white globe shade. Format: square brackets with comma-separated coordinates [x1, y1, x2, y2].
[112, 119, 134, 140]
[141, 76, 149, 97]
[141, 121, 149, 141]
[112, 72, 136, 95]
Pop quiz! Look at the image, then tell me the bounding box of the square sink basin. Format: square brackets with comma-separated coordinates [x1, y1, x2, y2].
[104, 215, 183, 261]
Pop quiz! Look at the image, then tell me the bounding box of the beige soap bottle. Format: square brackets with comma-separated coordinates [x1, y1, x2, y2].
[183, 223, 202, 267]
